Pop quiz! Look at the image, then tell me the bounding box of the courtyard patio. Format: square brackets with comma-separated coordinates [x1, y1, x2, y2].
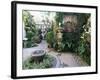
[22, 10, 90, 69]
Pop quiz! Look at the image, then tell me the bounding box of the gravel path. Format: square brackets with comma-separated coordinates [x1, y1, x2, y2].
[23, 40, 88, 67]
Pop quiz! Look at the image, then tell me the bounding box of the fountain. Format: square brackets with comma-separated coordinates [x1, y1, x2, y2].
[31, 50, 46, 62]
[23, 50, 62, 69]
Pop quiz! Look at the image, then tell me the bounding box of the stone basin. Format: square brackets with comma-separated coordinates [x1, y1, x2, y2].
[30, 50, 62, 68]
[31, 50, 46, 62]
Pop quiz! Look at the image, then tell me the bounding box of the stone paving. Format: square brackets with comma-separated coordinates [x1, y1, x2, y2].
[23, 40, 88, 67]
[47, 51, 88, 67]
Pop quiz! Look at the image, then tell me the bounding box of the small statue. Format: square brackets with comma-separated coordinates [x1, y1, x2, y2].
[56, 28, 63, 52]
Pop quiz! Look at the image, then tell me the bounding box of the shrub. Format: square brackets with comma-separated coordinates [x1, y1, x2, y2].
[32, 35, 41, 43]
[23, 54, 53, 69]
[46, 31, 54, 48]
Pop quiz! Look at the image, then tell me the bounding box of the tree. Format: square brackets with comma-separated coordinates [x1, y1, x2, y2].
[23, 11, 39, 48]
[55, 12, 64, 27]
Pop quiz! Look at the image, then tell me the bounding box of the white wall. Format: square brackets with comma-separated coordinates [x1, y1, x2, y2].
[0, 0, 99, 80]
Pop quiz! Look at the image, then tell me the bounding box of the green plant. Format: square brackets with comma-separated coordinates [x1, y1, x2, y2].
[23, 54, 54, 69]
[26, 41, 32, 48]
[75, 16, 91, 65]
[77, 41, 86, 55]
[55, 12, 64, 27]
[32, 35, 41, 43]
[74, 37, 91, 65]
[26, 31, 33, 40]
[57, 42, 65, 52]
[53, 12, 91, 65]
[46, 31, 54, 48]
[23, 11, 41, 48]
